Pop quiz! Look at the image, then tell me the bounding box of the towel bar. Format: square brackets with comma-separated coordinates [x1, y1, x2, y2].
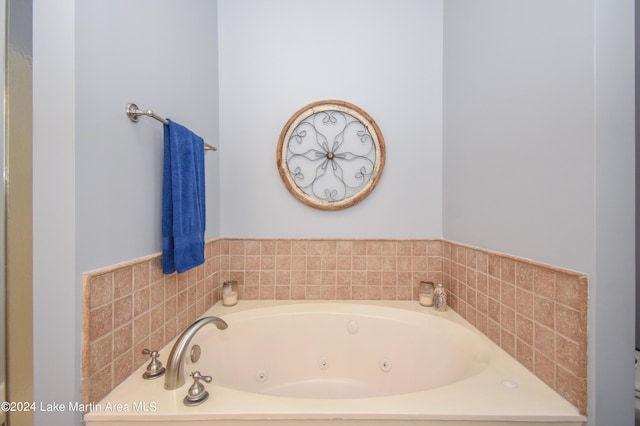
[126, 103, 217, 152]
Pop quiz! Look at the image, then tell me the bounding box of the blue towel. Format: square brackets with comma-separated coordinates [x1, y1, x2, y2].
[162, 119, 206, 274]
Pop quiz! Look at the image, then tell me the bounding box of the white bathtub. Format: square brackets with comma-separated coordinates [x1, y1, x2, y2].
[84, 301, 586, 426]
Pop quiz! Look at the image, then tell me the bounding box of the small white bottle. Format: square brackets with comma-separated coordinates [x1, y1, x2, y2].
[433, 283, 447, 312]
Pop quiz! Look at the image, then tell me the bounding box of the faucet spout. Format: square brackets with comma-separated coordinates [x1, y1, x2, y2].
[164, 316, 228, 390]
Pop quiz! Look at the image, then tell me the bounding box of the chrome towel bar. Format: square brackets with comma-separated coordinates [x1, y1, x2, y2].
[126, 103, 217, 152]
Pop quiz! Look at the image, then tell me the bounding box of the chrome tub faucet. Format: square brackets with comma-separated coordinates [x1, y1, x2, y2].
[164, 316, 228, 390]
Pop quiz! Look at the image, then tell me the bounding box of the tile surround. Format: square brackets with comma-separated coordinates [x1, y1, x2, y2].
[81, 242, 221, 404]
[82, 238, 588, 414]
[441, 241, 588, 413]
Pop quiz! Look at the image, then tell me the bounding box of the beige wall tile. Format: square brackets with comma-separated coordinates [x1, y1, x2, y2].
[90, 274, 113, 309]
[89, 304, 112, 341]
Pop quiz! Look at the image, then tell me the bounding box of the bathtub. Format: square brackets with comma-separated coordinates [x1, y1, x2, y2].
[84, 300, 586, 426]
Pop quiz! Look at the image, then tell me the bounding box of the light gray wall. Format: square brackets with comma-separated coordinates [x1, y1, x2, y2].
[218, 0, 443, 239]
[33, 1, 219, 424]
[75, 0, 221, 273]
[593, 0, 636, 424]
[443, 1, 635, 425]
[442, 0, 595, 273]
[33, 0, 76, 423]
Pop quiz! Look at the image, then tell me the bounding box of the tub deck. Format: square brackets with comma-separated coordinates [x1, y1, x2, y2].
[83, 300, 586, 426]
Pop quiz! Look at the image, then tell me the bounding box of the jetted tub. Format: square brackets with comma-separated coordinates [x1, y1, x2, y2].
[84, 301, 586, 426]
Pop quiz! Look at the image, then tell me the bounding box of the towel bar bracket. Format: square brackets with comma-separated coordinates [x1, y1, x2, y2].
[126, 102, 143, 122]
[126, 102, 217, 152]
[126, 103, 168, 125]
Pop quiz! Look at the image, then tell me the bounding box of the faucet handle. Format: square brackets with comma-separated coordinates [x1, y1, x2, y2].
[192, 371, 213, 383]
[141, 349, 166, 379]
[183, 371, 212, 406]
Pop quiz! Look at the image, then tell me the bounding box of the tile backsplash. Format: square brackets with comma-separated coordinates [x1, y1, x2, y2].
[82, 238, 587, 413]
[219, 239, 443, 301]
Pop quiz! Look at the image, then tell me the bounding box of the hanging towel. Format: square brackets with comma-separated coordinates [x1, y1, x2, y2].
[162, 119, 206, 274]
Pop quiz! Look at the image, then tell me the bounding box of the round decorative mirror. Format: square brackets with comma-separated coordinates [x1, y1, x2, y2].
[276, 100, 386, 210]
